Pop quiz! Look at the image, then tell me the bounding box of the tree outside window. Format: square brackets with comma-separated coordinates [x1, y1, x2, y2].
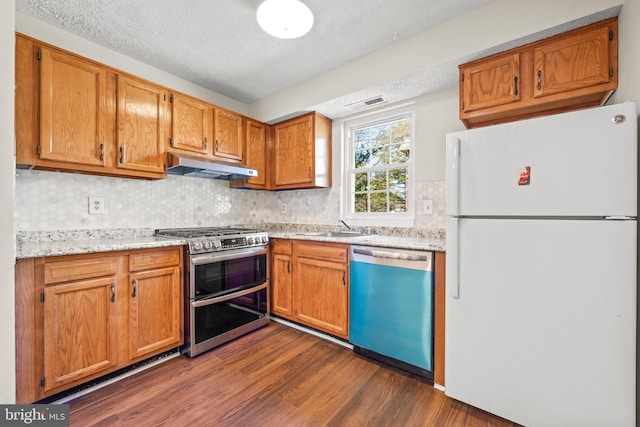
[350, 117, 411, 215]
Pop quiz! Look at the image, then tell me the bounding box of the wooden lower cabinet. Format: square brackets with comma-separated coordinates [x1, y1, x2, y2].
[128, 266, 182, 361]
[15, 247, 183, 403]
[271, 251, 293, 317]
[43, 276, 118, 392]
[295, 256, 349, 339]
[270, 239, 349, 340]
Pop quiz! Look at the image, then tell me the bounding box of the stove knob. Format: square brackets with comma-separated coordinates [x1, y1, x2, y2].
[247, 237, 255, 245]
[203, 241, 212, 250]
[192, 242, 203, 252]
[212, 240, 222, 249]
[262, 236, 268, 244]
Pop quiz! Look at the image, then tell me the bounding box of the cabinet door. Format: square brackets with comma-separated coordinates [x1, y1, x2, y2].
[274, 115, 314, 187]
[461, 53, 521, 113]
[171, 94, 211, 155]
[271, 253, 293, 318]
[534, 23, 614, 98]
[245, 119, 268, 187]
[43, 277, 118, 392]
[128, 266, 182, 360]
[117, 76, 167, 175]
[214, 109, 243, 161]
[294, 257, 349, 339]
[39, 47, 109, 167]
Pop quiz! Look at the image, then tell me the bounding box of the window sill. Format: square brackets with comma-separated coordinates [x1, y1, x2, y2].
[341, 214, 414, 228]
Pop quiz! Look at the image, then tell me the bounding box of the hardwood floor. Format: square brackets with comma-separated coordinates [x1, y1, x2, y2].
[67, 322, 519, 427]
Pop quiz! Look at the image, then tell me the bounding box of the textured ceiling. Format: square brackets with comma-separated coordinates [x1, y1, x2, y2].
[15, 0, 493, 107]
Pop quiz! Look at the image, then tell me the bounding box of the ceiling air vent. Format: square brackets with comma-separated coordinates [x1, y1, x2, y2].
[346, 95, 387, 110]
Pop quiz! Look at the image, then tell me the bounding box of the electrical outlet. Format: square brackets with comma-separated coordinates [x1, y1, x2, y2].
[423, 199, 433, 215]
[89, 197, 105, 215]
[281, 203, 286, 213]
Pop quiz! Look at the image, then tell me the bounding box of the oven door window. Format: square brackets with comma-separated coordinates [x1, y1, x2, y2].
[194, 254, 267, 300]
[194, 287, 267, 344]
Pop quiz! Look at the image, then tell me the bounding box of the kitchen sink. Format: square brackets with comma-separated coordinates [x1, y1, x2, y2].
[297, 231, 368, 238]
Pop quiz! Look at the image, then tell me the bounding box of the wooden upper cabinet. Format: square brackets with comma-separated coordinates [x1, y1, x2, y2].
[214, 109, 244, 162]
[116, 76, 167, 175]
[533, 22, 615, 98]
[273, 112, 332, 190]
[170, 93, 212, 155]
[16, 34, 167, 179]
[231, 119, 269, 189]
[39, 46, 109, 167]
[461, 53, 520, 113]
[459, 17, 618, 128]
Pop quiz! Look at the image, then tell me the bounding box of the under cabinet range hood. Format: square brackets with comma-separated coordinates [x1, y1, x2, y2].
[166, 153, 257, 180]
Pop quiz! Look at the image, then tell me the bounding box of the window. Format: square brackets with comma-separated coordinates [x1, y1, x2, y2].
[343, 106, 414, 224]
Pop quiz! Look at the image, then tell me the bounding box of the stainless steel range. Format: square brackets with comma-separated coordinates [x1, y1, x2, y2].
[155, 227, 270, 357]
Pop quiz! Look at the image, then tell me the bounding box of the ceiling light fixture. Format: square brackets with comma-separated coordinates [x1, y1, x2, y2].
[256, 0, 314, 39]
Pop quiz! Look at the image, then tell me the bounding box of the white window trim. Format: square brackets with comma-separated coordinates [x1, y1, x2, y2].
[340, 103, 416, 227]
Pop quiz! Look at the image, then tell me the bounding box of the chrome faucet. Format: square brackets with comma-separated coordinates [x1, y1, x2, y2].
[338, 219, 351, 231]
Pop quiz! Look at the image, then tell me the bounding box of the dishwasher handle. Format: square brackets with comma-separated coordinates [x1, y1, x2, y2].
[351, 246, 433, 271]
[353, 248, 429, 262]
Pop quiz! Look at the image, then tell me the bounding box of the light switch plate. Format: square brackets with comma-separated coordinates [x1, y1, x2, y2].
[423, 199, 433, 215]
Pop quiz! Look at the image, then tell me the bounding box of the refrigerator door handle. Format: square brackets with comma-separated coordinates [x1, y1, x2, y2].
[446, 136, 460, 216]
[448, 217, 460, 299]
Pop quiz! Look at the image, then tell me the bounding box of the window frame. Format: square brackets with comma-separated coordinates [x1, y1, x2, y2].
[341, 104, 416, 226]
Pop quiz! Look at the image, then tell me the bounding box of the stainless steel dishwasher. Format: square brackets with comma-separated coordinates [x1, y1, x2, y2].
[349, 245, 434, 380]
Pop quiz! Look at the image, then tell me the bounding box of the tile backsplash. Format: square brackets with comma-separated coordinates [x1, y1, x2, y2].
[14, 170, 445, 231]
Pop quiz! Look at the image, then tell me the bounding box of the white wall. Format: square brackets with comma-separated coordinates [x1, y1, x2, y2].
[1, 0, 16, 404]
[249, 0, 625, 123]
[612, 0, 640, 103]
[16, 13, 249, 115]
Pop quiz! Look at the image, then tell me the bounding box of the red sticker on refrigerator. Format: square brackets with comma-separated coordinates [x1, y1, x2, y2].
[518, 166, 530, 185]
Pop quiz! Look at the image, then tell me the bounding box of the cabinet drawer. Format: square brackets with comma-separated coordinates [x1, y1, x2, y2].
[272, 240, 293, 255]
[44, 256, 118, 285]
[295, 242, 348, 263]
[129, 248, 182, 272]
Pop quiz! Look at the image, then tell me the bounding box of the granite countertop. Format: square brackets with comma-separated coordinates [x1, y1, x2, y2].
[16, 229, 186, 259]
[267, 231, 445, 252]
[16, 224, 445, 259]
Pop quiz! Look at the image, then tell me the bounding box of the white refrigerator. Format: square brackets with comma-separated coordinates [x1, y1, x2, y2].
[445, 102, 637, 427]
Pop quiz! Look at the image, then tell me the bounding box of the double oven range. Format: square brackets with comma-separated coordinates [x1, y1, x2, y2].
[155, 227, 270, 357]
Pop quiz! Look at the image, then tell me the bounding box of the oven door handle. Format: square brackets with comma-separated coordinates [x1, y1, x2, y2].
[190, 246, 268, 265]
[191, 282, 268, 308]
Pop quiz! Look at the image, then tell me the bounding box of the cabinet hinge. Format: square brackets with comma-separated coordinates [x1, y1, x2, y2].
[36, 49, 41, 61]
[610, 67, 614, 77]
[36, 146, 41, 156]
[40, 377, 45, 388]
[163, 94, 166, 101]
[40, 292, 44, 303]
[461, 101, 464, 110]
[169, 95, 173, 103]
[169, 138, 173, 147]
[460, 73, 464, 82]
[609, 30, 614, 41]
